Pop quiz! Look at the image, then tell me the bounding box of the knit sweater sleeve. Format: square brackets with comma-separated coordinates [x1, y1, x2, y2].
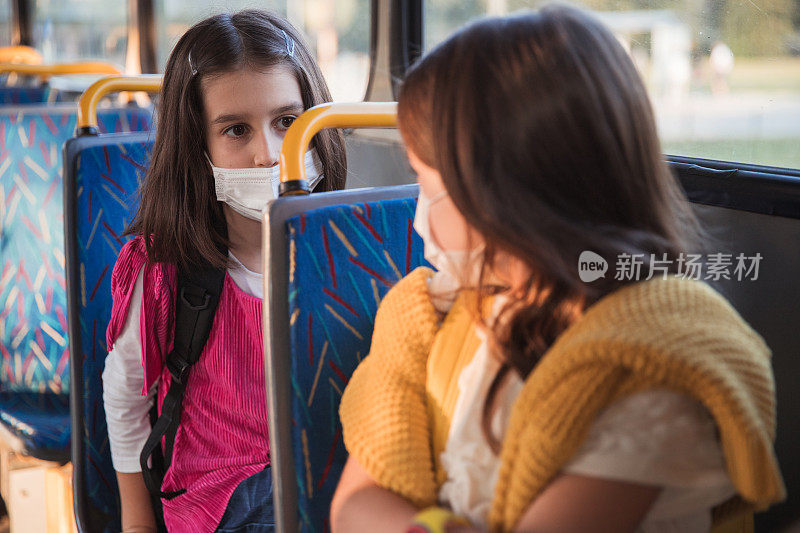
[339, 267, 441, 508]
[488, 277, 784, 531]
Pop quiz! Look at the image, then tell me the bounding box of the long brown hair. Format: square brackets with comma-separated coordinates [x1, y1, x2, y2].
[126, 10, 347, 270]
[398, 5, 704, 451]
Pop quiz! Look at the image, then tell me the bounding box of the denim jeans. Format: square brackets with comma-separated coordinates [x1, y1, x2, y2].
[215, 466, 274, 532]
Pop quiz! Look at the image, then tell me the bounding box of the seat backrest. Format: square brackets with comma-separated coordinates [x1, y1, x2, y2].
[0, 105, 150, 399]
[675, 162, 800, 532]
[693, 205, 800, 532]
[265, 184, 426, 533]
[64, 132, 152, 533]
[0, 86, 61, 105]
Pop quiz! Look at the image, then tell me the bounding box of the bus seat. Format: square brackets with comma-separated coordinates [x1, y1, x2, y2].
[265, 184, 426, 533]
[0, 392, 71, 459]
[64, 133, 152, 533]
[262, 164, 800, 532]
[0, 87, 61, 105]
[0, 62, 124, 108]
[676, 161, 800, 532]
[0, 107, 151, 465]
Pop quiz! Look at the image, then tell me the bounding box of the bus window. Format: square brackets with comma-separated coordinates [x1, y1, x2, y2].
[156, 0, 370, 102]
[32, 0, 127, 66]
[425, 0, 800, 170]
[301, 0, 370, 101]
[0, 0, 9, 46]
[155, 1, 287, 68]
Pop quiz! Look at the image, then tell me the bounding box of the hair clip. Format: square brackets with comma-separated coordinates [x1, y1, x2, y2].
[188, 51, 198, 76]
[281, 30, 296, 58]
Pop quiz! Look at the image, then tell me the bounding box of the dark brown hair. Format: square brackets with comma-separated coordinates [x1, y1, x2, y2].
[126, 10, 347, 269]
[398, 5, 704, 451]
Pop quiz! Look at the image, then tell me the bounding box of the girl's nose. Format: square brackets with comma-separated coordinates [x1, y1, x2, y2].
[254, 131, 280, 168]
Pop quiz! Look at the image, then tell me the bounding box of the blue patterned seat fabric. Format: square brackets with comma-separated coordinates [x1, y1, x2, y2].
[0, 392, 70, 453]
[71, 139, 150, 532]
[0, 87, 62, 105]
[0, 107, 151, 459]
[285, 197, 426, 532]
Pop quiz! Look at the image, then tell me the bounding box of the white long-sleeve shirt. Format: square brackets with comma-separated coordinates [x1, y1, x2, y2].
[101, 253, 263, 473]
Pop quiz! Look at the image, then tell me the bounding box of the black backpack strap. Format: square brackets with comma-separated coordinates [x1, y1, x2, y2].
[139, 261, 226, 500]
[146, 404, 167, 533]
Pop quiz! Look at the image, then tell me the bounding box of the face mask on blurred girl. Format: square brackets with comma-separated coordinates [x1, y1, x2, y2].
[413, 187, 485, 288]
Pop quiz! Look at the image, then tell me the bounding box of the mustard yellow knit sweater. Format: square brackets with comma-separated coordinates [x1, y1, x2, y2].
[339, 267, 785, 532]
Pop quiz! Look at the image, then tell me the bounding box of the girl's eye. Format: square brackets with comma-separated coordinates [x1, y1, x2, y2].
[278, 116, 297, 130]
[224, 124, 249, 138]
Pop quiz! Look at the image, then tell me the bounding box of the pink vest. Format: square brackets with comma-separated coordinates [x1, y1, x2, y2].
[107, 238, 270, 533]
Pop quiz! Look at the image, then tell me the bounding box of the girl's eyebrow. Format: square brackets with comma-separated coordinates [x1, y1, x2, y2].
[210, 102, 303, 126]
[211, 113, 248, 126]
[270, 102, 304, 116]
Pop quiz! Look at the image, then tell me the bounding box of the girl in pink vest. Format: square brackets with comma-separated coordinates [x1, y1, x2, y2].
[102, 10, 346, 533]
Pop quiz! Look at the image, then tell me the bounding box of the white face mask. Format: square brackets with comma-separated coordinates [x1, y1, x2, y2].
[413, 188, 484, 286]
[211, 148, 324, 220]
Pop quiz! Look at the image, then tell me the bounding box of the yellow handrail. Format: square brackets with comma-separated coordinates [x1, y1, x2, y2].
[77, 75, 162, 134]
[0, 46, 42, 65]
[279, 102, 398, 196]
[0, 61, 122, 79]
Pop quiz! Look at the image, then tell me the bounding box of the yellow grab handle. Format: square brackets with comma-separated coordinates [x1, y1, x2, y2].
[77, 75, 162, 134]
[0, 46, 42, 65]
[0, 61, 121, 79]
[279, 102, 398, 195]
